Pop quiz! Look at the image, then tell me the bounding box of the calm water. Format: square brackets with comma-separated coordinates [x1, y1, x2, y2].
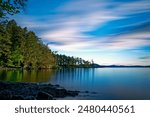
[0, 68, 150, 100]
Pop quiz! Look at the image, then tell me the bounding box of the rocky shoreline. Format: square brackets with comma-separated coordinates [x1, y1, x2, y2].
[0, 82, 79, 100]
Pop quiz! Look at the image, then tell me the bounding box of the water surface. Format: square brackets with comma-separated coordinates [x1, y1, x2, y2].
[0, 68, 150, 99]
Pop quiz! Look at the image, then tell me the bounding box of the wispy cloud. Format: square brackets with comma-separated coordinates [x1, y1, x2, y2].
[40, 0, 150, 51]
[139, 56, 150, 60]
[103, 32, 150, 50]
[12, 0, 150, 65]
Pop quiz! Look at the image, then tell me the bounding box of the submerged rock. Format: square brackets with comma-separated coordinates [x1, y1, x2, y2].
[67, 91, 79, 97]
[36, 91, 53, 100]
[55, 87, 68, 97]
[11, 95, 24, 100]
[24, 96, 35, 100]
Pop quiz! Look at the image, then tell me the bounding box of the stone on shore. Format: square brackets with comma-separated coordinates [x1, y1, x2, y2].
[0, 91, 12, 100]
[0, 82, 79, 100]
[36, 91, 53, 100]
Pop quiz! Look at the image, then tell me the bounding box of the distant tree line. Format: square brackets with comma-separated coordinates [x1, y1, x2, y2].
[55, 54, 94, 68]
[0, 20, 95, 69]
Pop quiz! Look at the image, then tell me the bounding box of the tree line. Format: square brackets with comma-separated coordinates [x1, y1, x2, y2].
[0, 20, 95, 69]
[0, 20, 56, 69]
[55, 54, 94, 68]
[0, 0, 95, 69]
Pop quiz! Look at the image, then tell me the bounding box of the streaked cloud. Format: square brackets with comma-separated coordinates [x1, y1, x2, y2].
[139, 56, 150, 60]
[12, 0, 150, 65]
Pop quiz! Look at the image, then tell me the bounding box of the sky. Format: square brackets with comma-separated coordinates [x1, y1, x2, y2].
[11, 0, 150, 65]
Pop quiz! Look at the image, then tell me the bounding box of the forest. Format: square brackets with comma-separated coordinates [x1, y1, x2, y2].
[0, 0, 96, 69]
[0, 20, 95, 69]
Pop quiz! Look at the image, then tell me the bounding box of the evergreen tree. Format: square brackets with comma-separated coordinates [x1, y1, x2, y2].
[0, 0, 27, 18]
[0, 23, 11, 66]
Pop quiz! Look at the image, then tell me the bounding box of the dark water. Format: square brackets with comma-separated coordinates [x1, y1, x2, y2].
[0, 68, 150, 100]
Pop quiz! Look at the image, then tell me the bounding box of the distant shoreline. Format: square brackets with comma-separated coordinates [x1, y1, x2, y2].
[98, 66, 150, 68]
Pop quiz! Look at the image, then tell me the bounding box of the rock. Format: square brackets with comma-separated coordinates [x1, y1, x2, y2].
[36, 91, 53, 100]
[55, 84, 60, 87]
[24, 96, 35, 100]
[0, 82, 79, 100]
[91, 92, 97, 94]
[67, 91, 79, 97]
[55, 88, 67, 97]
[0, 91, 12, 100]
[11, 95, 24, 100]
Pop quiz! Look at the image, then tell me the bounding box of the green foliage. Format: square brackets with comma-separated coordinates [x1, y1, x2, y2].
[0, 0, 27, 18]
[0, 23, 11, 66]
[0, 20, 56, 68]
[0, 20, 95, 69]
[55, 54, 94, 68]
[0, 1, 95, 69]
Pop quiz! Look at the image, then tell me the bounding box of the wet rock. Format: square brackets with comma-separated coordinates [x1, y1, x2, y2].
[55, 88, 68, 97]
[0, 91, 12, 100]
[11, 95, 24, 100]
[0, 82, 79, 100]
[91, 92, 97, 94]
[55, 84, 60, 87]
[24, 96, 35, 100]
[36, 91, 53, 100]
[67, 91, 79, 97]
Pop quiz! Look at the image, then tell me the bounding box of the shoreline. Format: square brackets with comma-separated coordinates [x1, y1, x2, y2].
[0, 66, 150, 71]
[0, 81, 79, 100]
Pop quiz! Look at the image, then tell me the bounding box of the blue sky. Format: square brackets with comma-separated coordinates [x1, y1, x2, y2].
[12, 0, 150, 65]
